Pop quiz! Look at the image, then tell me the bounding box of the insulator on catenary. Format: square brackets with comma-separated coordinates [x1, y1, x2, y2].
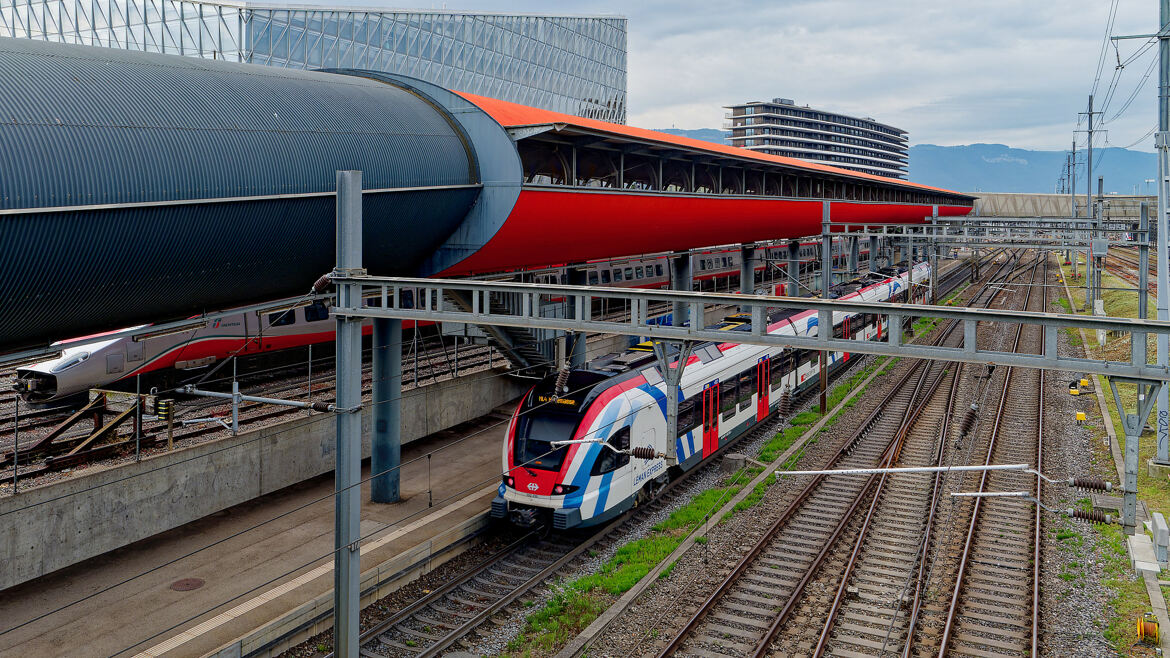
[630, 446, 658, 460]
[1069, 477, 1112, 492]
[958, 404, 979, 439]
[311, 401, 334, 413]
[311, 273, 333, 294]
[555, 366, 571, 395]
[1068, 508, 1114, 524]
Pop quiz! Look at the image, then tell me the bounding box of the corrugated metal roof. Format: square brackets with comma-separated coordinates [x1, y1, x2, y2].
[0, 38, 483, 350]
[0, 37, 475, 210]
[455, 91, 966, 198]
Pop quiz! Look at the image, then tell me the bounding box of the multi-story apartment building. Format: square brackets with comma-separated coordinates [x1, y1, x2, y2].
[725, 97, 907, 178]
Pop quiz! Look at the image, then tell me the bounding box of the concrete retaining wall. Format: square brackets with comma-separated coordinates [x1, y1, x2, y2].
[0, 368, 526, 591]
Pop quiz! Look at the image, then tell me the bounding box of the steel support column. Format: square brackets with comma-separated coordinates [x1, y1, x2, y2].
[1110, 378, 1162, 535]
[567, 267, 588, 368]
[868, 235, 879, 272]
[653, 341, 694, 465]
[332, 170, 364, 658]
[787, 240, 800, 296]
[672, 253, 692, 326]
[1159, 0, 1170, 462]
[930, 206, 939, 304]
[740, 243, 756, 296]
[371, 317, 401, 504]
[847, 235, 860, 278]
[821, 202, 832, 297]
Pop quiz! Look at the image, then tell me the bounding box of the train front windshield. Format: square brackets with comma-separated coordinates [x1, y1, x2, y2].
[513, 412, 578, 471]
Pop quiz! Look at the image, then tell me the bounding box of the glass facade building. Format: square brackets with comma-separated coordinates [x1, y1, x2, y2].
[0, 1, 628, 122]
[726, 98, 908, 179]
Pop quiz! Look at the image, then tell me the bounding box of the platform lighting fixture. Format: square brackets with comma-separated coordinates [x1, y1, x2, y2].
[131, 319, 209, 342]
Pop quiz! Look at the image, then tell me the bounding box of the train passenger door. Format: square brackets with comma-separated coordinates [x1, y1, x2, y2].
[701, 382, 720, 458]
[756, 357, 770, 421]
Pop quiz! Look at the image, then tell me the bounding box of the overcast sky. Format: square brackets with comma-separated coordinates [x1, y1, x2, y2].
[414, 1, 1159, 151]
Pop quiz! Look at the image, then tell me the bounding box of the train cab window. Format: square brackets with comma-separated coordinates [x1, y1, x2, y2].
[624, 268, 634, 280]
[304, 301, 330, 323]
[655, 264, 664, 277]
[613, 269, 624, 282]
[588, 272, 599, 285]
[601, 270, 611, 284]
[266, 310, 297, 327]
[635, 266, 644, 278]
[514, 412, 577, 471]
[591, 426, 631, 475]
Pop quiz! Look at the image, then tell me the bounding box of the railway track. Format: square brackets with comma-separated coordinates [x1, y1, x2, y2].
[331, 258, 992, 658]
[652, 254, 1028, 658]
[338, 354, 842, 658]
[931, 255, 1046, 657]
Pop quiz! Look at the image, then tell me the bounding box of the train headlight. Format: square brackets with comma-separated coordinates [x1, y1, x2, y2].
[552, 484, 579, 495]
[504, 475, 515, 488]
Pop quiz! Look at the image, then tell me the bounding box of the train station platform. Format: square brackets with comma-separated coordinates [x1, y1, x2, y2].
[0, 404, 514, 658]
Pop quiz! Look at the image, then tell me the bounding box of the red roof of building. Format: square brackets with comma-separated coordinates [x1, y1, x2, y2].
[456, 91, 967, 198]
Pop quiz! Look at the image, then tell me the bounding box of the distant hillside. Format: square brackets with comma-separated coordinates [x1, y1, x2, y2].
[908, 144, 1155, 195]
[654, 127, 726, 144]
[654, 129, 1156, 194]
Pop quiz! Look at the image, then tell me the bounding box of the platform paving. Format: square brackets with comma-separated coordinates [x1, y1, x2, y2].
[0, 406, 513, 658]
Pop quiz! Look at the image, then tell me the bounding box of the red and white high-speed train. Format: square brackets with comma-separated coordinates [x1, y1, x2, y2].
[14, 240, 868, 405]
[492, 263, 929, 530]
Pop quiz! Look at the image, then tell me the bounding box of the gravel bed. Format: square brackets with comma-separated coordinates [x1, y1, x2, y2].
[579, 354, 920, 657]
[1037, 316, 1126, 656]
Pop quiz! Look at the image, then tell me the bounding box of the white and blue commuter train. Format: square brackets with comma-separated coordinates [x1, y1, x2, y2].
[492, 262, 930, 530]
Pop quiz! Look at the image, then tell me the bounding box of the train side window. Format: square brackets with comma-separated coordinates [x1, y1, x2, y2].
[721, 378, 737, 413]
[266, 310, 297, 327]
[591, 426, 631, 475]
[304, 301, 330, 323]
[738, 369, 755, 404]
[624, 268, 634, 280]
[635, 266, 644, 278]
[601, 270, 611, 284]
[655, 264, 664, 277]
[588, 272, 599, 285]
[614, 269, 624, 282]
[678, 396, 697, 431]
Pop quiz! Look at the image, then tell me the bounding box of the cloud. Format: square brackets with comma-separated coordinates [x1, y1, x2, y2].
[348, 0, 1162, 151]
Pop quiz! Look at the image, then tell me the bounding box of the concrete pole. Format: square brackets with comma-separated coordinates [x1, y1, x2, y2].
[1158, 0, 1170, 463]
[868, 235, 878, 272]
[847, 235, 860, 277]
[786, 240, 800, 296]
[333, 170, 363, 658]
[672, 253, 692, 324]
[371, 317, 401, 503]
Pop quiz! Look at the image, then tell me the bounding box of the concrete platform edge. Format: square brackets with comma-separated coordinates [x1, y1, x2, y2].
[204, 511, 492, 658]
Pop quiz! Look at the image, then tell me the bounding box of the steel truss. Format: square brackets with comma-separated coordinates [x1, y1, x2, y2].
[331, 275, 1170, 381]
